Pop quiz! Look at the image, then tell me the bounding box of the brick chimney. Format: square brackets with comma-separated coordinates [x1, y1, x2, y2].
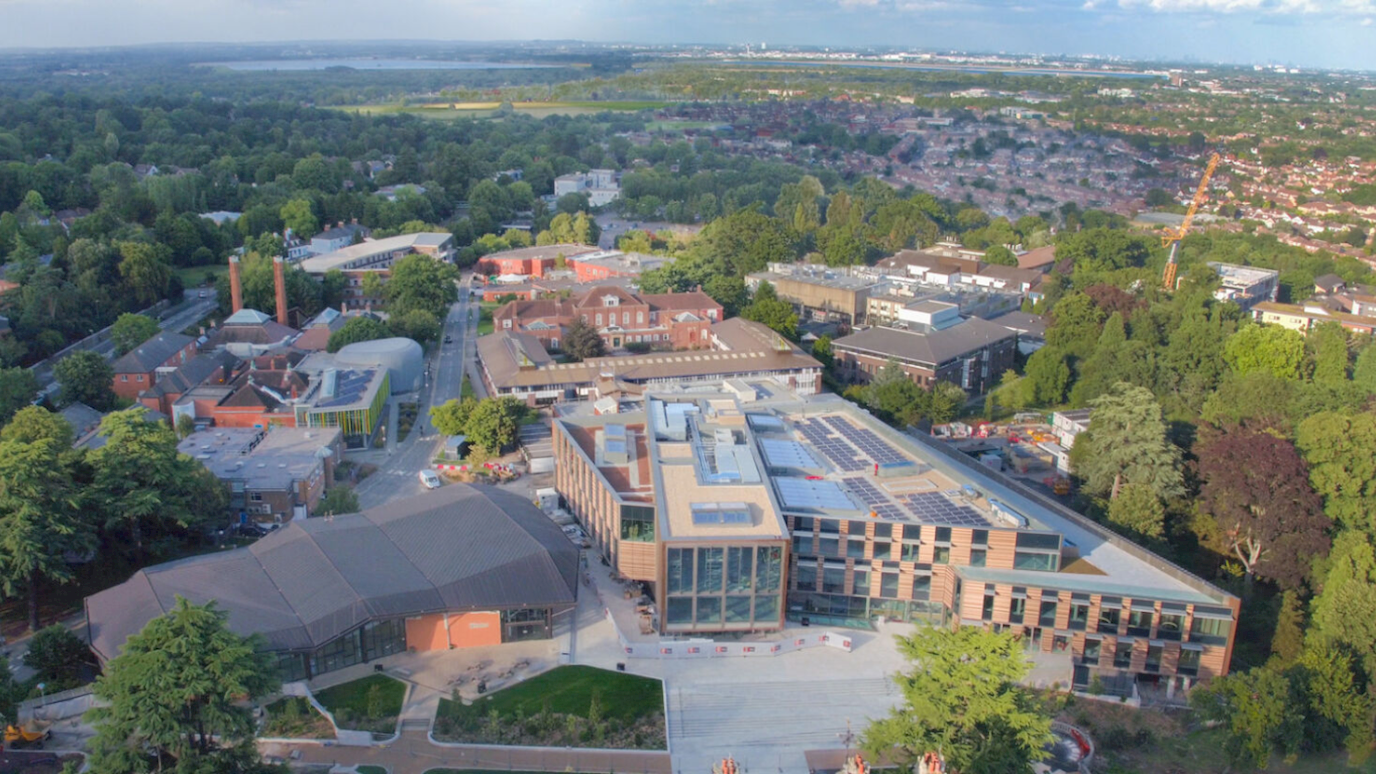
[273, 256, 289, 327]
[228, 255, 243, 313]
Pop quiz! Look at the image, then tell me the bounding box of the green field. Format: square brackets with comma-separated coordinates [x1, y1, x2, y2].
[314, 674, 406, 734]
[175, 263, 227, 289]
[335, 100, 667, 121]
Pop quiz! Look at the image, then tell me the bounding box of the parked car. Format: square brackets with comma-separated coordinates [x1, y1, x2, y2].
[419, 469, 442, 489]
[444, 335, 453, 344]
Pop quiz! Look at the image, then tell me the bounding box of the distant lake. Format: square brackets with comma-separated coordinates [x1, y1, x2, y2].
[722, 59, 1165, 80]
[205, 59, 557, 72]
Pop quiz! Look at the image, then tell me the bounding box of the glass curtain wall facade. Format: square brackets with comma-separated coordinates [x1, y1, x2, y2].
[664, 544, 785, 632]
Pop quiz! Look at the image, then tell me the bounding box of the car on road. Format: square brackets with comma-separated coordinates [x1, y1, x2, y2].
[444, 335, 453, 344]
[419, 469, 442, 489]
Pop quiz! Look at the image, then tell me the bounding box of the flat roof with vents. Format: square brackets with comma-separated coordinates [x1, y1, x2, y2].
[775, 477, 859, 512]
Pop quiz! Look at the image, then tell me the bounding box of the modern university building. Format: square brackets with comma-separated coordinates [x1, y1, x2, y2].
[85, 485, 579, 681]
[553, 382, 1239, 696]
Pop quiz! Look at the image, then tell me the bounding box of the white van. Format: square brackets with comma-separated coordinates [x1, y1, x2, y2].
[418, 469, 442, 489]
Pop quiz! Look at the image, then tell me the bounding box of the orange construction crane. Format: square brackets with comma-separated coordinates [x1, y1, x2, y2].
[1161, 152, 1221, 290]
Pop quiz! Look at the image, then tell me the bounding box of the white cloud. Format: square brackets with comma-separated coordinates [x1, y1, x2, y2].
[1120, 0, 1371, 11]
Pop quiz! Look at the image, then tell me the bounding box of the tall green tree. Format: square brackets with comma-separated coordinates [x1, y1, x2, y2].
[1308, 530, 1376, 680]
[741, 297, 798, 339]
[86, 598, 279, 774]
[279, 198, 318, 240]
[110, 312, 161, 356]
[54, 349, 116, 411]
[1308, 322, 1351, 386]
[116, 241, 172, 305]
[1071, 382, 1183, 501]
[0, 437, 90, 631]
[462, 397, 527, 454]
[1296, 410, 1376, 535]
[429, 398, 477, 437]
[384, 255, 458, 318]
[1, 405, 74, 448]
[1021, 347, 1070, 406]
[327, 316, 391, 353]
[89, 408, 224, 559]
[1224, 323, 1306, 380]
[862, 626, 1051, 774]
[0, 366, 39, 424]
[1191, 667, 1302, 770]
[1106, 483, 1165, 543]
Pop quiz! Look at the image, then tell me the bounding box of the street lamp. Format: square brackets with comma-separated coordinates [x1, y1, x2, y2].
[36, 682, 45, 707]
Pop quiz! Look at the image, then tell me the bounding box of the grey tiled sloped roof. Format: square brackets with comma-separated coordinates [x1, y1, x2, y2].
[85, 484, 579, 659]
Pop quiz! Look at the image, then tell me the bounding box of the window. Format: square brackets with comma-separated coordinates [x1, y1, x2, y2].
[667, 549, 694, 594]
[972, 529, 988, 546]
[935, 527, 952, 543]
[969, 549, 987, 567]
[1145, 644, 1163, 673]
[1190, 615, 1230, 645]
[1113, 640, 1134, 669]
[819, 537, 839, 557]
[120, 375, 128, 382]
[726, 547, 754, 592]
[873, 523, 892, 539]
[667, 597, 693, 625]
[250, 492, 263, 502]
[793, 516, 813, 532]
[901, 542, 921, 562]
[1127, 609, 1153, 637]
[725, 596, 752, 623]
[871, 541, 892, 561]
[620, 505, 655, 542]
[503, 319, 512, 329]
[696, 597, 722, 624]
[880, 573, 899, 599]
[982, 594, 996, 621]
[622, 312, 629, 325]
[1039, 600, 1058, 626]
[1178, 647, 1201, 676]
[932, 546, 950, 564]
[1098, 608, 1121, 631]
[853, 569, 871, 596]
[818, 519, 840, 534]
[696, 548, 723, 594]
[1158, 613, 1184, 641]
[1009, 597, 1027, 624]
[795, 562, 818, 591]
[846, 539, 867, 559]
[1016, 532, 1062, 551]
[1013, 551, 1058, 572]
[1083, 638, 1102, 664]
[910, 574, 930, 600]
[596, 313, 603, 326]
[757, 546, 783, 591]
[754, 594, 779, 622]
[136, 375, 144, 382]
[823, 568, 846, 594]
[1068, 603, 1090, 631]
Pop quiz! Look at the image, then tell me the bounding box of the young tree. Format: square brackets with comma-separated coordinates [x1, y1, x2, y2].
[54, 350, 116, 410]
[327, 316, 391, 353]
[464, 397, 525, 454]
[1021, 347, 1070, 406]
[279, 198, 318, 239]
[810, 334, 834, 368]
[317, 486, 359, 516]
[109, 313, 161, 356]
[0, 437, 90, 631]
[983, 245, 1018, 266]
[1071, 383, 1183, 502]
[89, 408, 224, 559]
[563, 317, 605, 362]
[86, 598, 279, 774]
[862, 626, 1051, 773]
[1196, 425, 1331, 589]
[23, 624, 91, 684]
[388, 309, 441, 344]
[740, 297, 798, 339]
[1308, 322, 1351, 386]
[429, 398, 477, 437]
[1296, 410, 1376, 535]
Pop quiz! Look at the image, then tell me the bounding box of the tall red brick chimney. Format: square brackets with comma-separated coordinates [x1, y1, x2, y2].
[228, 255, 243, 313]
[273, 256, 289, 327]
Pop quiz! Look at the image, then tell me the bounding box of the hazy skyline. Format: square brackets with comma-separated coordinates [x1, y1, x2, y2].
[2, 0, 1374, 71]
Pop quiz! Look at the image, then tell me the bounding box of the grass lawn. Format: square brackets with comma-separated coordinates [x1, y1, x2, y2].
[356, 767, 388, 774]
[460, 374, 475, 400]
[174, 263, 228, 289]
[314, 674, 406, 735]
[476, 302, 497, 336]
[433, 665, 664, 749]
[261, 696, 335, 740]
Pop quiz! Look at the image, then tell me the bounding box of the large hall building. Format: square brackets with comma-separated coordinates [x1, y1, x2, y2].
[85, 485, 579, 682]
[553, 385, 1239, 696]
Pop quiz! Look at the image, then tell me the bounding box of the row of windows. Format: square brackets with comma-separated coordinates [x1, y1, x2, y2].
[795, 563, 932, 600]
[665, 594, 780, 626]
[666, 546, 784, 595]
[982, 594, 1229, 644]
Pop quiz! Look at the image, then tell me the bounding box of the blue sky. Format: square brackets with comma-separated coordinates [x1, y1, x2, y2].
[1, 0, 1374, 71]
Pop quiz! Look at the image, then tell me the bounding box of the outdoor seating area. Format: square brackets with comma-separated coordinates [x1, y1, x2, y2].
[444, 658, 542, 699]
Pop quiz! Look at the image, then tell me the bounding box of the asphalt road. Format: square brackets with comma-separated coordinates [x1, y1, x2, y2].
[352, 278, 477, 510]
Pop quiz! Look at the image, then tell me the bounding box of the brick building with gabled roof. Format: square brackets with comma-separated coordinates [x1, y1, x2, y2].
[493, 285, 722, 352]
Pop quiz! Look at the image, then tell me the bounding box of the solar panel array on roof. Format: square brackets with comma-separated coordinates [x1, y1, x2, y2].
[843, 477, 909, 520]
[760, 438, 821, 470]
[794, 419, 866, 472]
[316, 368, 375, 409]
[899, 492, 995, 527]
[776, 477, 859, 511]
[821, 416, 907, 465]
